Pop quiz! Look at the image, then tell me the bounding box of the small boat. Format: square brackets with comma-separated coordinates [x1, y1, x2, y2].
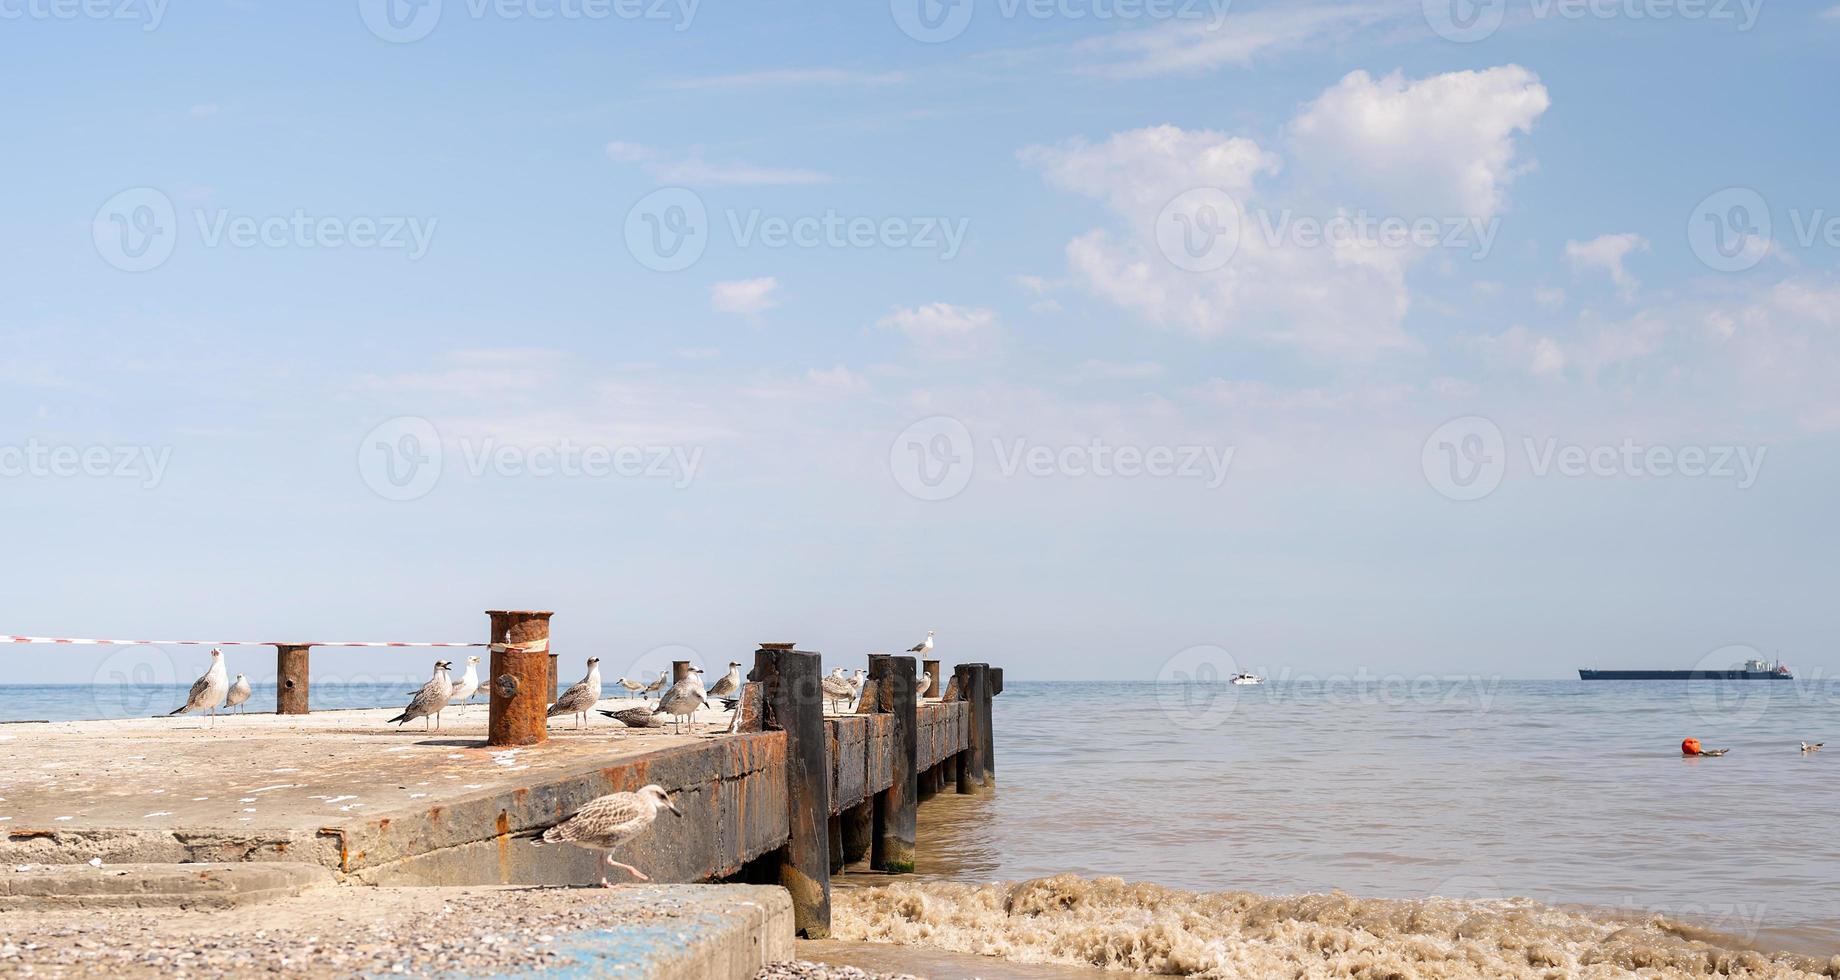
[1230, 673, 1264, 686]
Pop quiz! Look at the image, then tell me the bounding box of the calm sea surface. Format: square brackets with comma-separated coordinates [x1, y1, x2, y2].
[7, 678, 1838, 956]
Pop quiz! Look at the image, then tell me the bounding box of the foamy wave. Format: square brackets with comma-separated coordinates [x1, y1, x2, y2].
[833, 875, 1840, 978]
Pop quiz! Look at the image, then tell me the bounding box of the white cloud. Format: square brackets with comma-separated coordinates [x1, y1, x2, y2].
[1021, 124, 1279, 215]
[1534, 286, 1567, 309]
[1071, 359, 1166, 381]
[1066, 3, 1391, 78]
[1564, 233, 1649, 299]
[711, 277, 780, 317]
[1287, 66, 1550, 218]
[876, 303, 999, 360]
[606, 142, 830, 186]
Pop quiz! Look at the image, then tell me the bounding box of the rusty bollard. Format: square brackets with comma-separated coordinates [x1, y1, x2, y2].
[870, 653, 917, 874]
[488, 610, 553, 747]
[275, 644, 312, 715]
[922, 659, 941, 702]
[753, 643, 831, 938]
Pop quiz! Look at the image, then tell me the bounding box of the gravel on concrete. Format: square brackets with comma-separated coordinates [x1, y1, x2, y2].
[756, 962, 921, 980]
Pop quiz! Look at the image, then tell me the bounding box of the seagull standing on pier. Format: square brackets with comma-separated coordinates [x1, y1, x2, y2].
[907, 630, 934, 655]
[652, 668, 709, 734]
[450, 656, 482, 709]
[644, 671, 668, 696]
[917, 671, 933, 699]
[821, 668, 854, 714]
[388, 660, 453, 731]
[599, 706, 662, 729]
[848, 668, 868, 709]
[548, 658, 603, 729]
[223, 673, 252, 715]
[169, 649, 229, 728]
[535, 785, 681, 886]
[705, 662, 742, 701]
[615, 676, 646, 699]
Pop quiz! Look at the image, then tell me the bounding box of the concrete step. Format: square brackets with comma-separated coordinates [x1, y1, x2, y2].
[1, 861, 334, 910]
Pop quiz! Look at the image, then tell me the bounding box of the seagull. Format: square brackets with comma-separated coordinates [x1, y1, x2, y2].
[169, 649, 229, 728]
[615, 676, 646, 699]
[223, 674, 252, 715]
[535, 785, 681, 886]
[847, 668, 868, 708]
[821, 669, 855, 714]
[450, 656, 482, 709]
[388, 660, 453, 731]
[652, 669, 709, 734]
[548, 658, 603, 729]
[907, 630, 935, 655]
[917, 671, 933, 699]
[599, 706, 662, 729]
[705, 662, 743, 701]
[644, 671, 668, 696]
[1802, 742, 1824, 753]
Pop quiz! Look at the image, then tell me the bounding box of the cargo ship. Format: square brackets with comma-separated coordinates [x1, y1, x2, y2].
[1578, 658, 1793, 681]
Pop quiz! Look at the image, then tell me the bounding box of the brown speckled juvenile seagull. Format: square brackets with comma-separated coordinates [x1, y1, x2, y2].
[537, 785, 680, 885]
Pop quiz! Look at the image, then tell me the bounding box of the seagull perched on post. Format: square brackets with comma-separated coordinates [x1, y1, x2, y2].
[223, 674, 252, 715]
[705, 662, 742, 701]
[907, 630, 935, 655]
[169, 649, 229, 728]
[615, 676, 646, 699]
[450, 656, 482, 709]
[535, 785, 681, 886]
[548, 658, 603, 729]
[821, 668, 855, 714]
[652, 668, 709, 734]
[388, 660, 453, 730]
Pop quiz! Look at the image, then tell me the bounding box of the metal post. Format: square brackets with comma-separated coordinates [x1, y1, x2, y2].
[870, 654, 917, 873]
[978, 663, 996, 781]
[955, 663, 990, 792]
[275, 645, 311, 715]
[487, 610, 553, 747]
[548, 653, 560, 702]
[673, 660, 693, 684]
[752, 644, 831, 938]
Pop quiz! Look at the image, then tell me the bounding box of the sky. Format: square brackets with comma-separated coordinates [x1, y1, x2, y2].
[2, 0, 1837, 686]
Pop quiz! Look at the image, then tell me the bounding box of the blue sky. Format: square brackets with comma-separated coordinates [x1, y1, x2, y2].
[3, 0, 1838, 686]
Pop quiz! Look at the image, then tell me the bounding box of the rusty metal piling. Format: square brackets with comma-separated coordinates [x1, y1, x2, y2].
[869, 654, 917, 873]
[275, 645, 311, 715]
[752, 643, 831, 938]
[487, 610, 553, 747]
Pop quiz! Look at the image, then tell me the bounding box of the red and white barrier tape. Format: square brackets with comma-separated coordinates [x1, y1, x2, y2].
[0, 636, 487, 648]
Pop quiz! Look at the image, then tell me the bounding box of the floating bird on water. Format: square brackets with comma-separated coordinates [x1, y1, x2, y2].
[644, 671, 668, 696]
[450, 656, 482, 709]
[170, 649, 229, 728]
[821, 668, 855, 714]
[653, 669, 709, 734]
[1681, 738, 1729, 757]
[548, 658, 603, 729]
[615, 676, 646, 699]
[705, 662, 742, 701]
[1802, 742, 1824, 753]
[907, 630, 935, 655]
[223, 674, 252, 715]
[599, 706, 662, 728]
[535, 785, 681, 886]
[388, 660, 453, 730]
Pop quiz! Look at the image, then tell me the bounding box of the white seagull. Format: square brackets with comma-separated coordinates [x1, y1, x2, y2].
[847, 668, 868, 708]
[388, 660, 453, 731]
[169, 649, 229, 728]
[450, 656, 482, 708]
[223, 674, 252, 714]
[615, 676, 647, 699]
[705, 662, 743, 701]
[548, 658, 603, 729]
[907, 630, 935, 655]
[535, 785, 681, 886]
[821, 668, 855, 714]
[652, 669, 709, 734]
[917, 671, 933, 699]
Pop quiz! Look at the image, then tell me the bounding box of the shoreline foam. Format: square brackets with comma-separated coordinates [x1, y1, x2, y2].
[833, 875, 1839, 978]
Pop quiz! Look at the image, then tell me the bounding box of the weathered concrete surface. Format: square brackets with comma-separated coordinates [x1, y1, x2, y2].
[0, 883, 795, 979]
[0, 705, 782, 886]
[0, 861, 334, 911]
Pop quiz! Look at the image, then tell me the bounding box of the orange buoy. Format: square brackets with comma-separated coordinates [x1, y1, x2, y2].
[1682, 738, 1703, 756]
